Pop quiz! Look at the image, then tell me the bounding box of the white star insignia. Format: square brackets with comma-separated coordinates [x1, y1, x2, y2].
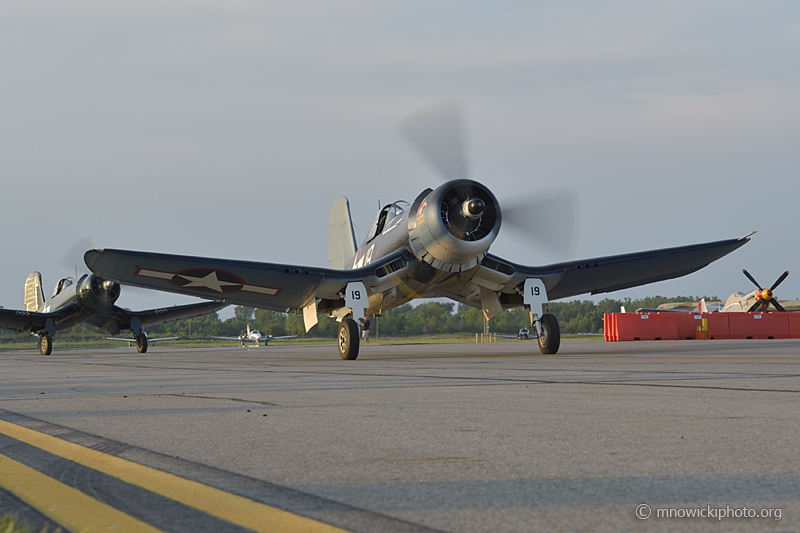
[177, 271, 240, 293]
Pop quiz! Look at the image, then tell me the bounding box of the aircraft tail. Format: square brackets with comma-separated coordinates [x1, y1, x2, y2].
[328, 196, 357, 269]
[24, 272, 44, 312]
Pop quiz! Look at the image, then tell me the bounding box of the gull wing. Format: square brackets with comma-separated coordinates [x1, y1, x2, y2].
[496, 235, 750, 301]
[0, 304, 79, 334]
[84, 248, 410, 312]
[86, 300, 228, 332]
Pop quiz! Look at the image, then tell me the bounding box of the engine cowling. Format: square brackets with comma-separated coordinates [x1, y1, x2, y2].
[78, 274, 121, 310]
[407, 179, 501, 272]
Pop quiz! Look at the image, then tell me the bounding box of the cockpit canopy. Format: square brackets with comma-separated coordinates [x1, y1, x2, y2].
[365, 201, 410, 242]
[50, 277, 75, 298]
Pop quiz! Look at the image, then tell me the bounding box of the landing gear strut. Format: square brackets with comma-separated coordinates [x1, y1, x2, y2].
[39, 333, 52, 356]
[536, 313, 560, 355]
[136, 333, 148, 354]
[338, 318, 359, 360]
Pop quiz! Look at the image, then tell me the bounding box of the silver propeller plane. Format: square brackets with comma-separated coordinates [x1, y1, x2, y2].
[213, 324, 297, 347]
[84, 103, 749, 360]
[0, 271, 228, 354]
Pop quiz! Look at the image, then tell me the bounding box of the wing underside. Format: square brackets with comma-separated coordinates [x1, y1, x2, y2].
[85, 248, 410, 313]
[86, 300, 229, 332]
[0, 305, 79, 335]
[494, 235, 750, 301]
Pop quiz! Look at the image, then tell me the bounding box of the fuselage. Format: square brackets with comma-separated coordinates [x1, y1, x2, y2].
[345, 179, 507, 316]
[38, 274, 121, 332]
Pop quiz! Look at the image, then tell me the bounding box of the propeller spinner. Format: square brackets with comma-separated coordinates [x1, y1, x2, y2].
[742, 269, 789, 312]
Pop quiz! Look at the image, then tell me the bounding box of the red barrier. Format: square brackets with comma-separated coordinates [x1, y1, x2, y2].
[789, 314, 800, 338]
[705, 313, 732, 339]
[729, 313, 780, 339]
[604, 312, 620, 341]
[604, 312, 798, 341]
[675, 313, 703, 340]
[614, 313, 678, 341]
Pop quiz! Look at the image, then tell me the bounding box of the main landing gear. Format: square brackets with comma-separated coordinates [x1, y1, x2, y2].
[536, 313, 560, 355]
[136, 333, 148, 354]
[338, 318, 359, 360]
[39, 333, 53, 356]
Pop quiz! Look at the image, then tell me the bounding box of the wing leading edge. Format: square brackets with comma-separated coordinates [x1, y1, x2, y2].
[494, 235, 751, 301]
[84, 248, 411, 313]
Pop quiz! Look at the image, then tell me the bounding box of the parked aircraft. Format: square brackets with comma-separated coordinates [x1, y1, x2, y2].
[0, 272, 228, 354]
[722, 270, 792, 312]
[103, 334, 181, 347]
[637, 270, 797, 314]
[213, 324, 296, 347]
[84, 103, 750, 360]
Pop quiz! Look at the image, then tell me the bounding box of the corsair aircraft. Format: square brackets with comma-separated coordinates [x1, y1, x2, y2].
[0, 271, 228, 354]
[84, 103, 750, 360]
[213, 324, 297, 347]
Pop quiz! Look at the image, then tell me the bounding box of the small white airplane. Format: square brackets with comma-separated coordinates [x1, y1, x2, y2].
[213, 325, 297, 347]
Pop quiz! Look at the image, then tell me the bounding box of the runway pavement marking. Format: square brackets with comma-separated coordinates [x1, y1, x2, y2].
[0, 452, 165, 533]
[0, 419, 349, 533]
[363, 354, 800, 360]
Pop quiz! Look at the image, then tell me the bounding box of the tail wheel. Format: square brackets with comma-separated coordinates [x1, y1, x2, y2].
[537, 314, 560, 355]
[338, 318, 360, 360]
[136, 334, 148, 354]
[40, 334, 53, 356]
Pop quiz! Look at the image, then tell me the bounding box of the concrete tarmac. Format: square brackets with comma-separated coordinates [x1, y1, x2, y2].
[1, 339, 798, 532]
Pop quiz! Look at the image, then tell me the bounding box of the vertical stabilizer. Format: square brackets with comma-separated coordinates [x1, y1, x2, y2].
[328, 196, 357, 269]
[25, 272, 44, 312]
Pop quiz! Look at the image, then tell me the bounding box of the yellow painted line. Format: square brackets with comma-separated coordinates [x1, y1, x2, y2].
[0, 453, 165, 533]
[0, 419, 348, 533]
[361, 353, 800, 360]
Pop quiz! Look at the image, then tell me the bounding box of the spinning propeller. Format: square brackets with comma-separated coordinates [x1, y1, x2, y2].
[742, 269, 789, 312]
[398, 101, 580, 260]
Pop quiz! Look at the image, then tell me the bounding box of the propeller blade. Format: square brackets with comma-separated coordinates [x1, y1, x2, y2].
[742, 269, 762, 290]
[747, 299, 766, 313]
[397, 101, 468, 181]
[61, 236, 94, 277]
[770, 270, 789, 291]
[770, 299, 787, 312]
[501, 187, 581, 261]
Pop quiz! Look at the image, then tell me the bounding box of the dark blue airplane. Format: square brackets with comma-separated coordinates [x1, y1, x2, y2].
[84, 103, 749, 360]
[0, 271, 227, 354]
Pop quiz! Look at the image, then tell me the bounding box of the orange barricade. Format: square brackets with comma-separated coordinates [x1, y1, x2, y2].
[603, 312, 800, 342]
[765, 313, 790, 339]
[704, 313, 731, 339]
[728, 313, 789, 339]
[605, 313, 620, 341]
[614, 313, 678, 341]
[789, 314, 800, 339]
[675, 314, 703, 340]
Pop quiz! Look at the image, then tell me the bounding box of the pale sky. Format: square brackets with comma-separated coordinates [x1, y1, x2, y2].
[1, 1, 799, 318]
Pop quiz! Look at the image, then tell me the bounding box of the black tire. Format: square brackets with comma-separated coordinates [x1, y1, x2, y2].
[338, 318, 359, 360]
[537, 314, 560, 355]
[136, 334, 148, 354]
[40, 334, 52, 356]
